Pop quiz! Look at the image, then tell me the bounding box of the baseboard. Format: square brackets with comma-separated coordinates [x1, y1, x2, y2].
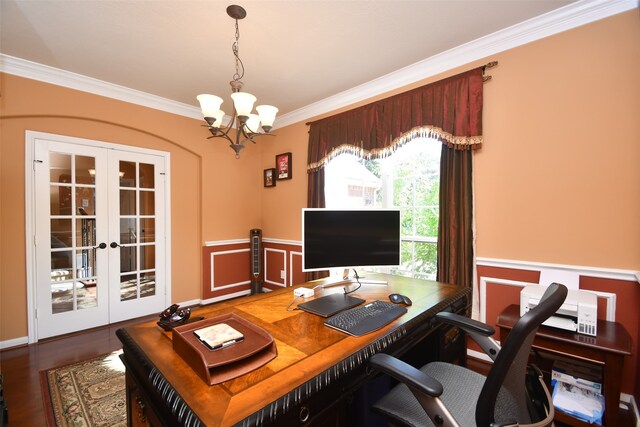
[620, 393, 640, 427]
[0, 336, 29, 351]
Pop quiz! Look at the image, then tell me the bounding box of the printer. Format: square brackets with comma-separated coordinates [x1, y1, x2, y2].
[520, 285, 597, 336]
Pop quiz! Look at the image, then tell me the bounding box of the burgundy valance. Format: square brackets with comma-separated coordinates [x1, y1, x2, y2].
[308, 67, 484, 171]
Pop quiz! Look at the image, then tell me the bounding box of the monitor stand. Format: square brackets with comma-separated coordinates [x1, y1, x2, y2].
[339, 268, 388, 286]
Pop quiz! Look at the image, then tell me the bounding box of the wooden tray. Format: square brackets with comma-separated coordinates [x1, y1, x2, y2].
[172, 313, 277, 385]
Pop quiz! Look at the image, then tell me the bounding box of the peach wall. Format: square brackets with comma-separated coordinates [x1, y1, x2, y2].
[262, 10, 640, 272]
[0, 74, 262, 341]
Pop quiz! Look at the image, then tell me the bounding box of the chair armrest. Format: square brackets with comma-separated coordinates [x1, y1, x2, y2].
[369, 353, 443, 397]
[436, 312, 495, 336]
[436, 312, 501, 361]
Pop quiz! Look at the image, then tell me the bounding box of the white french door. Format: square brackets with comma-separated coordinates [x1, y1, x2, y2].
[30, 133, 169, 339]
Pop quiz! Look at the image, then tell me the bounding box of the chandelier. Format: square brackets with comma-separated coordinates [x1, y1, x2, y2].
[197, 5, 278, 158]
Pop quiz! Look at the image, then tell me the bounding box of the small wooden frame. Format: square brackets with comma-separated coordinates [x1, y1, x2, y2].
[275, 152, 292, 180]
[263, 168, 276, 187]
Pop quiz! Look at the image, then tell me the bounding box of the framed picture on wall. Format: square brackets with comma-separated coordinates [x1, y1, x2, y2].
[264, 168, 276, 187]
[276, 152, 292, 180]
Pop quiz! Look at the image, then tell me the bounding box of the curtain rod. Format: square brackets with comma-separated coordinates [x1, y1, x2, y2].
[482, 61, 498, 82]
[305, 61, 498, 125]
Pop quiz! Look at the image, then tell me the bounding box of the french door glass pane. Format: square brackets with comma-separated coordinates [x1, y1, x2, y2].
[140, 218, 155, 242]
[50, 185, 72, 216]
[140, 244, 155, 270]
[76, 248, 96, 278]
[76, 218, 96, 247]
[76, 187, 96, 215]
[140, 191, 154, 215]
[52, 282, 75, 314]
[141, 271, 156, 298]
[120, 218, 137, 244]
[120, 274, 137, 301]
[120, 190, 136, 215]
[120, 246, 137, 273]
[49, 153, 71, 182]
[75, 156, 95, 184]
[51, 218, 72, 247]
[51, 250, 72, 280]
[139, 163, 155, 188]
[77, 285, 97, 310]
[120, 161, 136, 187]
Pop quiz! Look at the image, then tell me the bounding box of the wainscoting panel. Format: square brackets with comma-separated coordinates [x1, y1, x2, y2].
[202, 241, 252, 301]
[203, 239, 304, 295]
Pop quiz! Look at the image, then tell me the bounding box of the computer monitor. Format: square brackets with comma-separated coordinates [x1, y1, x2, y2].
[302, 209, 401, 272]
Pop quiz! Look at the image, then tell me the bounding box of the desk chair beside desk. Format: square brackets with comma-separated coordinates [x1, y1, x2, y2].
[117, 273, 471, 426]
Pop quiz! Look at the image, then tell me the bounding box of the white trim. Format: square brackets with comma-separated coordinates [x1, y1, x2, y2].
[624, 394, 640, 427]
[201, 289, 251, 306]
[24, 133, 38, 343]
[162, 151, 172, 315]
[177, 298, 201, 308]
[210, 248, 250, 290]
[477, 257, 638, 283]
[263, 238, 302, 246]
[479, 277, 616, 323]
[0, 336, 29, 351]
[264, 248, 287, 287]
[204, 238, 249, 247]
[24, 130, 171, 342]
[479, 277, 536, 323]
[2, 1, 636, 127]
[290, 251, 303, 287]
[0, 54, 202, 120]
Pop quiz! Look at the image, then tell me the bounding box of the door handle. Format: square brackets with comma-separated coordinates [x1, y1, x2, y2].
[94, 242, 107, 250]
[110, 242, 122, 248]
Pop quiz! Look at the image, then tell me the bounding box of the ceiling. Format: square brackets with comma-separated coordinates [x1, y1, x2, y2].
[1, 1, 627, 126]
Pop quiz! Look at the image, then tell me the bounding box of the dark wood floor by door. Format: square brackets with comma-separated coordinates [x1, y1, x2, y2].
[0, 315, 156, 426]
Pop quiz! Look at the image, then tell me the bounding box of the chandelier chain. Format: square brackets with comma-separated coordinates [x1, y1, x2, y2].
[232, 19, 245, 82]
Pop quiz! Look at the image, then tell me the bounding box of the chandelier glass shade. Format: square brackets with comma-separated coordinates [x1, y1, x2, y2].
[197, 5, 278, 158]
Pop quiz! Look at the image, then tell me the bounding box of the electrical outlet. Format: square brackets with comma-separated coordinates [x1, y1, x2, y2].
[280, 270, 285, 279]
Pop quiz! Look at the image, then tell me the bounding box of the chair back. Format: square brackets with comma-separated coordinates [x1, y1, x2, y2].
[476, 283, 567, 426]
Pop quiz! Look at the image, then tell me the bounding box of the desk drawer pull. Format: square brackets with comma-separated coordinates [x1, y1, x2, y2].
[299, 406, 310, 422]
[136, 396, 147, 423]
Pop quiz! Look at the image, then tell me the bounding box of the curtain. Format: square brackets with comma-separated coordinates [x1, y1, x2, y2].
[307, 67, 483, 171]
[307, 67, 484, 289]
[437, 146, 474, 288]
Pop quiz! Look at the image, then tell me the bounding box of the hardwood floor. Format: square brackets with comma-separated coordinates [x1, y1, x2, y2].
[0, 314, 156, 426]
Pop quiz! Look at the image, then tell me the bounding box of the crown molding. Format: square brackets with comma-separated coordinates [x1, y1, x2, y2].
[0, 54, 203, 120]
[1, 0, 636, 127]
[276, 0, 637, 127]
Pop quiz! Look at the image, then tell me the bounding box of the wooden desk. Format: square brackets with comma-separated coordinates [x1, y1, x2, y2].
[497, 305, 632, 427]
[117, 274, 470, 426]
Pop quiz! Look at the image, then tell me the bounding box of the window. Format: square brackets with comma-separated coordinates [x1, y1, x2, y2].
[325, 138, 441, 279]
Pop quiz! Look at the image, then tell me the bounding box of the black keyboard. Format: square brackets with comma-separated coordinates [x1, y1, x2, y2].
[324, 300, 408, 336]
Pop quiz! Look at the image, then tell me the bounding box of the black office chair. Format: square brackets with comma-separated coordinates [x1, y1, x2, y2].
[369, 282, 568, 427]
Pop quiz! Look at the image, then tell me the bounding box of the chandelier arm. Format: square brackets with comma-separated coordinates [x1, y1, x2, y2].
[240, 131, 276, 145]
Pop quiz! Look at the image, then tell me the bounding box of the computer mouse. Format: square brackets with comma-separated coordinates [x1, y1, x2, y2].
[389, 293, 412, 306]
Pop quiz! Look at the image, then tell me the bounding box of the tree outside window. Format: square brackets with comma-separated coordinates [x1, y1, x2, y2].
[325, 138, 441, 280]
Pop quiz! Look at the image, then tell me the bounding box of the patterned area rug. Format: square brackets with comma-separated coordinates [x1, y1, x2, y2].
[41, 351, 126, 427]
